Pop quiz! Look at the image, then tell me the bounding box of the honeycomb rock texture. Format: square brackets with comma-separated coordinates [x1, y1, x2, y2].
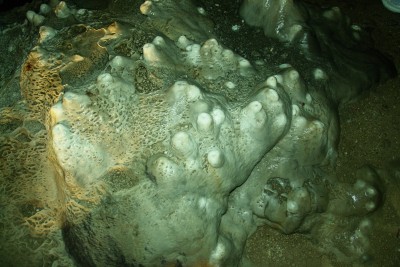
[0, 0, 396, 266]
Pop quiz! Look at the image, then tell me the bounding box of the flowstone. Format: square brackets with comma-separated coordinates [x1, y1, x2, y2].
[0, 0, 397, 266]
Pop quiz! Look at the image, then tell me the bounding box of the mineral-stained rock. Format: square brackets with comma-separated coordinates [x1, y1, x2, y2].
[0, 0, 396, 266]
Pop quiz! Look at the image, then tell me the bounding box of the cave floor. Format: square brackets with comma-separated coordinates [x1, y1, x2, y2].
[245, 0, 400, 266]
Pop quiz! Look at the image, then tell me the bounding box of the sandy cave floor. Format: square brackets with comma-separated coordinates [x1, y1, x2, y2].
[246, 0, 400, 266]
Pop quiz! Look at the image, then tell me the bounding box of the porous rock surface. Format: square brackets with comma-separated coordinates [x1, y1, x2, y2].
[0, 0, 396, 266]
